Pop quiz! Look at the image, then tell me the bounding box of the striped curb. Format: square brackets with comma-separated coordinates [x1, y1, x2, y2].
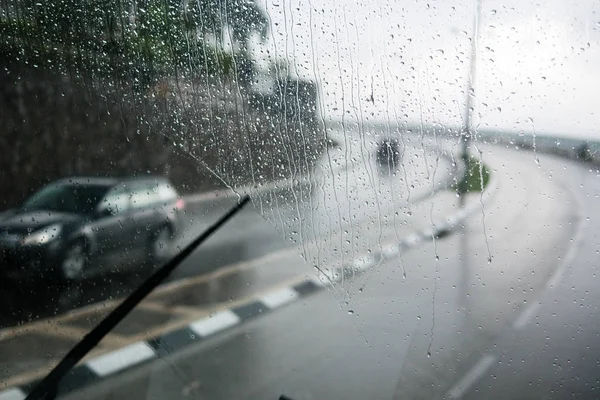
[2, 171, 496, 400]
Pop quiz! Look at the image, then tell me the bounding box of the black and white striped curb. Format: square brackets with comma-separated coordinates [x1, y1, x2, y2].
[4, 281, 324, 400]
[2, 177, 498, 400]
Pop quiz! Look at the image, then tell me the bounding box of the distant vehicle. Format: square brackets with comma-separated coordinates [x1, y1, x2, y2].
[376, 138, 401, 167]
[0, 177, 185, 282]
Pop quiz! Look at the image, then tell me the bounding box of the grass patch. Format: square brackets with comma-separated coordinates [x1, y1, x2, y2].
[453, 156, 491, 194]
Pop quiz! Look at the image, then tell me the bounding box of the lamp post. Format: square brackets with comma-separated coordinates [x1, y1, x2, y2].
[460, 0, 483, 182]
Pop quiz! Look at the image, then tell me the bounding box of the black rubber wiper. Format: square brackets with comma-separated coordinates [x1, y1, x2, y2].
[26, 195, 251, 400]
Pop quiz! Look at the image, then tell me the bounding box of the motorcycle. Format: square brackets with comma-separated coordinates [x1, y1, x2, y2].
[376, 138, 401, 168]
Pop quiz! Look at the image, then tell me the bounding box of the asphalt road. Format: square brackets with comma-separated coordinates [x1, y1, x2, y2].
[456, 157, 600, 399]
[0, 133, 454, 326]
[55, 144, 598, 400]
[0, 130, 463, 394]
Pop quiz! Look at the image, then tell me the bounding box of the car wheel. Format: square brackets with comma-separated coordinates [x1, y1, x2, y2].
[150, 225, 173, 263]
[61, 240, 88, 281]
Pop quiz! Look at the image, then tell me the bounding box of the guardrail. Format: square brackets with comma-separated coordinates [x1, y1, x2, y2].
[477, 131, 600, 165]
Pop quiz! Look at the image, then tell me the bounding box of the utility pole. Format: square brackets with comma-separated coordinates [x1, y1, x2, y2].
[459, 0, 483, 322]
[460, 0, 483, 182]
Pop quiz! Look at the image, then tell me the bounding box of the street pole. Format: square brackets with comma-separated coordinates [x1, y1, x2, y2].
[461, 0, 483, 179]
[459, 0, 483, 323]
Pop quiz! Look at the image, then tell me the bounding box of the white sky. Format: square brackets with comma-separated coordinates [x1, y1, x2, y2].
[255, 0, 600, 140]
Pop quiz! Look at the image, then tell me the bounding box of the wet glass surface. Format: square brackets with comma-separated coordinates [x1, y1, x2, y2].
[1, 0, 600, 399]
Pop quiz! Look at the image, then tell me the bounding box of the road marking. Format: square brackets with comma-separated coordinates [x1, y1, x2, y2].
[545, 179, 587, 291]
[456, 210, 468, 220]
[86, 341, 156, 377]
[260, 287, 299, 309]
[150, 246, 293, 298]
[380, 243, 399, 258]
[0, 156, 468, 340]
[0, 388, 25, 400]
[0, 278, 310, 389]
[447, 215, 459, 226]
[513, 300, 542, 330]
[41, 324, 126, 347]
[312, 270, 338, 286]
[190, 310, 240, 338]
[546, 231, 585, 290]
[447, 354, 497, 399]
[0, 157, 486, 396]
[352, 255, 375, 271]
[404, 234, 421, 247]
[0, 248, 292, 340]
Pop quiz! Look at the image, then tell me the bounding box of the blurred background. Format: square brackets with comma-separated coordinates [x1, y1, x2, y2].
[1, 0, 600, 399]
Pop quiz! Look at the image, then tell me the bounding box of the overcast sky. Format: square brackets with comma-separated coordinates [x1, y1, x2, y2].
[254, 0, 600, 139]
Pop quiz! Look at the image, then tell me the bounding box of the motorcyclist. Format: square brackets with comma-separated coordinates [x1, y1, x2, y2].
[377, 137, 401, 168]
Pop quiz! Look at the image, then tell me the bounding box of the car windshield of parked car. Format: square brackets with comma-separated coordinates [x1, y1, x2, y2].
[22, 184, 109, 214]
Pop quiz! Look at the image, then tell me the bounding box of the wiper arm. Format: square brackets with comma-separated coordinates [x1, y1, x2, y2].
[26, 195, 251, 400]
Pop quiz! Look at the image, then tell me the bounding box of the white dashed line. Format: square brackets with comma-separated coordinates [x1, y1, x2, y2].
[190, 309, 240, 338]
[447, 354, 497, 399]
[447, 216, 459, 226]
[352, 256, 375, 271]
[446, 173, 583, 398]
[546, 236, 585, 290]
[404, 234, 422, 247]
[546, 181, 587, 290]
[260, 287, 299, 309]
[312, 269, 338, 286]
[309, 275, 328, 287]
[512, 300, 541, 330]
[1, 163, 501, 398]
[86, 341, 156, 377]
[380, 243, 399, 258]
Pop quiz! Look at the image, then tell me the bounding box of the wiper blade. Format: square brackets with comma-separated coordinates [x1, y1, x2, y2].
[26, 195, 251, 400]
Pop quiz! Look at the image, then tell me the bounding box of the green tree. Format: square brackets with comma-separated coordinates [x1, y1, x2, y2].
[0, 0, 269, 87]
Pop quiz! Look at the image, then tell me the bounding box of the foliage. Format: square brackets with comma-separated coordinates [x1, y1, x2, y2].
[454, 156, 491, 194]
[0, 0, 326, 208]
[0, 0, 268, 88]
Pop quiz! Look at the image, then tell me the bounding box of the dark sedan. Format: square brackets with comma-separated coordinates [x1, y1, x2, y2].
[0, 177, 185, 282]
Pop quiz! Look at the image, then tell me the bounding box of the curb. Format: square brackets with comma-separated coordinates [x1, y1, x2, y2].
[3, 169, 498, 400]
[181, 142, 460, 205]
[181, 149, 360, 204]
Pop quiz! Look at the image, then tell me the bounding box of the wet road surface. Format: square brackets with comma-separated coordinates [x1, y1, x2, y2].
[58, 145, 598, 400]
[0, 132, 460, 390]
[0, 133, 454, 329]
[457, 157, 600, 400]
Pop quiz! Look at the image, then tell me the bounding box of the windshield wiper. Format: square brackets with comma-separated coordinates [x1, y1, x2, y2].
[26, 195, 251, 400]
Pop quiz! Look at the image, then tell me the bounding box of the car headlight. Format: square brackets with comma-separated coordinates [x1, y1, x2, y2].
[21, 223, 62, 246]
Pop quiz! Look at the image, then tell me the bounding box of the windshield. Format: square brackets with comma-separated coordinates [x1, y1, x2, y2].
[22, 184, 110, 214]
[1, 0, 599, 399]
